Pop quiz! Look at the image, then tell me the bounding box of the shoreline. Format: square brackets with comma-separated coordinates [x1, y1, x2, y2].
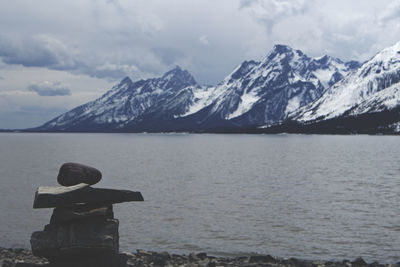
[1, 247, 398, 267]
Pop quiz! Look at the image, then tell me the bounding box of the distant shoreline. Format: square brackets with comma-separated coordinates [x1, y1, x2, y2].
[1, 247, 397, 267]
[1, 128, 400, 135]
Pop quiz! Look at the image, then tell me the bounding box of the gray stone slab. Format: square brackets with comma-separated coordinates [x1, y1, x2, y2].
[50, 205, 114, 224]
[33, 184, 143, 209]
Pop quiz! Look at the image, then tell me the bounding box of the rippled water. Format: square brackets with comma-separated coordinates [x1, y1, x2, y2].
[0, 133, 399, 263]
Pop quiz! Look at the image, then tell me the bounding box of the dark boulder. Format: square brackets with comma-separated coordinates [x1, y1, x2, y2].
[30, 219, 119, 261]
[57, 163, 102, 186]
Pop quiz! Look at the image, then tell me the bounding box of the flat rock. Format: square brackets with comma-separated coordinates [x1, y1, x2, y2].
[50, 205, 114, 224]
[33, 184, 143, 209]
[57, 163, 102, 186]
[30, 219, 119, 261]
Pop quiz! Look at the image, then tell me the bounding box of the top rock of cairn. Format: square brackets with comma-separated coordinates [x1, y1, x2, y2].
[57, 162, 102, 186]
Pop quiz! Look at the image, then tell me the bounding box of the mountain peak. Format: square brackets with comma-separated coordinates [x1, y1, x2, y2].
[165, 65, 182, 74]
[389, 40, 400, 52]
[272, 44, 294, 54]
[315, 54, 330, 64]
[120, 76, 133, 84]
[372, 41, 400, 63]
[162, 65, 185, 77]
[161, 66, 197, 87]
[263, 44, 307, 64]
[112, 76, 133, 90]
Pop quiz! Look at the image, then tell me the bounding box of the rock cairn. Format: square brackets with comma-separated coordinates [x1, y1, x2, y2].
[29, 162, 143, 267]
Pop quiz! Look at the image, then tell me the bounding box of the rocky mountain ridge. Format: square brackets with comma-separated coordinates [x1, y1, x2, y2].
[275, 41, 400, 134]
[33, 44, 360, 132]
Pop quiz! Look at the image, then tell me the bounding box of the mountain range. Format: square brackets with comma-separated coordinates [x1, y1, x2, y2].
[31, 41, 400, 134]
[267, 41, 400, 134]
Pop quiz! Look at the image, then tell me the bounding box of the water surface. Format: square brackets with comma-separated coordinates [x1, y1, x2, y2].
[0, 133, 398, 263]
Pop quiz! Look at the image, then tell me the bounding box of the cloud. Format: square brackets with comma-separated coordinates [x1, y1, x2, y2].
[0, 68, 113, 129]
[0, 36, 59, 67]
[199, 35, 210, 46]
[0, 89, 71, 128]
[239, 0, 312, 31]
[0, 105, 68, 129]
[237, 0, 399, 62]
[0, 0, 267, 84]
[152, 46, 186, 67]
[0, 34, 136, 81]
[27, 81, 71, 96]
[379, 0, 400, 22]
[0, 0, 398, 86]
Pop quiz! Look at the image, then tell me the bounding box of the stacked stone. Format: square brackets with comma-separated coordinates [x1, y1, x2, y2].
[30, 163, 143, 267]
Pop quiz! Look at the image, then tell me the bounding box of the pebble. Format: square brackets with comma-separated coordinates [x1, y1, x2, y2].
[0, 247, 396, 267]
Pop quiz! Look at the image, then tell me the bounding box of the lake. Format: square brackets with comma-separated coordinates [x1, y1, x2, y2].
[0, 133, 398, 263]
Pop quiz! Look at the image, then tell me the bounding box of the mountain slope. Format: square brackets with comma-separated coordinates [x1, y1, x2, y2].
[35, 66, 200, 131]
[178, 44, 359, 127]
[292, 41, 400, 123]
[33, 44, 360, 133]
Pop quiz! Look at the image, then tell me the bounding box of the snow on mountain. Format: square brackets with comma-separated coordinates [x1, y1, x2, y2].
[34, 44, 361, 132]
[178, 44, 359, 126]
[36, 66, 199, 131]
[292, 41, 400, 122]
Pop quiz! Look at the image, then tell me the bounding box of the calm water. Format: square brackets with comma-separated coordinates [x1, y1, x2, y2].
[0, 133, 399, 263]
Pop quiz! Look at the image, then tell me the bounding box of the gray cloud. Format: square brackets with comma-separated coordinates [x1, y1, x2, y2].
[27, 81, 71, 96]
[152, 46, 186, 66]
[239, 0, 312, 32]
[379, 0, 400, 22]
[0, 38, 59, 67]
[238, 0, 399, 62]
[0, 35, 131, 80]
[0, 0, 398, 85]
[0, 0, 265, 84]
[0, 105, 68, 129]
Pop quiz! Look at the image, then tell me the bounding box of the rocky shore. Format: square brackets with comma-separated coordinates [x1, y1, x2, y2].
[1, 247, 398, 267]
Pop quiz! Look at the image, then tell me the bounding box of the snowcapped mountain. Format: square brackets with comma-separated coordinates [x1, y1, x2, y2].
[33, 44, 360, 132]
[291, 41, 400, 126]
[177, 44, 359, 127]
[35, 66, 200, 131]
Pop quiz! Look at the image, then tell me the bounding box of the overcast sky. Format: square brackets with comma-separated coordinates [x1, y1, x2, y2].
[0, 0, 399, 129]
